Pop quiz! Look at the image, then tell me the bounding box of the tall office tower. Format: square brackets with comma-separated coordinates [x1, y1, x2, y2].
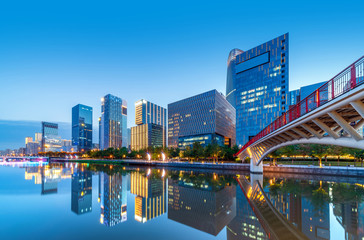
[131, 171, 166, 223]
[41, 122, 62, 152]
[168, 89, 236, 149]
[226, 33, 289, 147]
[34, 132, 42, 143]
[71, 168, 92, 215]
[100, 94, 127, 150]
[72, 104, 93, 152]
[25, 137, 33, 145]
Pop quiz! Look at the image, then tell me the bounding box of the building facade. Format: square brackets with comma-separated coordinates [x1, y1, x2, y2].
[168, 89, 236, 149]
[41, 122, 62, 152]
[226, 33, 289, 147]
[289, 81, 327, 106]
[131, 123, 164, 151]
[100, 94, 128, 150]
[72, 104, 93, 152]
[131, 99, 166, 151]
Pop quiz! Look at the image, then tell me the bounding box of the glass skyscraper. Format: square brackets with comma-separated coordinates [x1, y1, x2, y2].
[226, 33, 289, 147]
[41, 121, 62, 152]
[72, 104, 93, 152]
[168, 89, 236, 149]
[100, 94, 127, 150]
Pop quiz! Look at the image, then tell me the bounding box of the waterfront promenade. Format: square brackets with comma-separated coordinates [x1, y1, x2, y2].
[52, 158, 364, 178]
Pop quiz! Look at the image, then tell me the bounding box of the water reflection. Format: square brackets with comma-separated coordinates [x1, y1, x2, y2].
[4, 163, 364, 239]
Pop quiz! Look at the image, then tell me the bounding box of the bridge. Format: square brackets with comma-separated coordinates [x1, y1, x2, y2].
[235, 174, 309, 240]
[235, 56, 364, 173]
[0, 156, 48, 162]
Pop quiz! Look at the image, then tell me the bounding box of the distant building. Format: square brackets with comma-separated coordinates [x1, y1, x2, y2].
[168, 89, 236, 149]
[41, 122, 62, 152]
[131, 100, 166, 151]
[61, 139, 73, 152]
[26, 142, 40, 155]
[226, 33, 289, 147]
[100, 94, 127, 150]
[71, 169, 92, 215]
[34, 132, 42, 143]
[25, 137, 33, 145]
[72, 104, 93, 152]
[127, 128, 131, 150]
[289, 81, 327, 106]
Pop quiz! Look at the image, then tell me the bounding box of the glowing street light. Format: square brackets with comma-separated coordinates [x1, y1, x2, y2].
[161, 152, 166, 162]
[147, 153, 151, 161]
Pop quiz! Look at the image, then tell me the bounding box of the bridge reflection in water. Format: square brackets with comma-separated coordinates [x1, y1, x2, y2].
[14, 163, 364, 239]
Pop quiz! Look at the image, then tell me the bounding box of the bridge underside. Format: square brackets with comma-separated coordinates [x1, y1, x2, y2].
[238, 87, 364, 173]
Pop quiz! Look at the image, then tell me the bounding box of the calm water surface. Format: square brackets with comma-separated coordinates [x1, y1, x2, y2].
[0, 162, 363, 240]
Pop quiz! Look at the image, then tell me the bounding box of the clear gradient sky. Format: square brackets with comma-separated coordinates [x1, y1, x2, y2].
[1, 0, 364, 149]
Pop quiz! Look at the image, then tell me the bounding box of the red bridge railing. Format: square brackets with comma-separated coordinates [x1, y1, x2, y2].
[235, 55, 364, 157]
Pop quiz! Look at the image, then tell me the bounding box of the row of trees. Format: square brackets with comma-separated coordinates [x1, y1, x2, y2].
[268, 144, 364, 166]
[84, 143, 241, 162]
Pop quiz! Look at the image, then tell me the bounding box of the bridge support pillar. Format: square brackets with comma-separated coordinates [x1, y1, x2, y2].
[250, 155, 263, 174]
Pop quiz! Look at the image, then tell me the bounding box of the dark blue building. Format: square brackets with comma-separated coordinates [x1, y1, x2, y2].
[168, 89, 236, 149]
[72, 104, 93, 152]
[71, 169, 92, 215]
[226, 34, 289, 147]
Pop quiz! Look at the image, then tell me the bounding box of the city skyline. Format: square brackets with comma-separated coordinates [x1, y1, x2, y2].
[1, 1, 364, 136]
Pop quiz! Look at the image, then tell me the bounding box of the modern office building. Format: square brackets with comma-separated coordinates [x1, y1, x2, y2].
[131, 100, 166, 150]
[131, 123, 164, 151]
[100, 94, 128, 150]
[41, 122, 62, 152]
[72, 104, 93, 152]
[71, 169, 92, 215]
[168, 89, 236, 149]
[226, 33, 289, 147]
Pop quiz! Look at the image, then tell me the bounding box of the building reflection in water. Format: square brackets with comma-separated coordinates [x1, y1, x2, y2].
[71, 166, 92, 215]
[227, 184, 268, 240]
[168, 172, 236, 236]
[99, 171, 127, 227]
[131, 170, 166, 223]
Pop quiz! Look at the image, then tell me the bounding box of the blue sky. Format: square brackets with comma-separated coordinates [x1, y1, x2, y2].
[1, 0, 364, 149]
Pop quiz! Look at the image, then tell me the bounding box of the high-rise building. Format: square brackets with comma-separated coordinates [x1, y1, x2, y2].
[34, 133, 42, 143]
[25, 137, 33, 145]
[72, 104, 93, 152]
[71, 168, 92, 215]
[131, 123, 164, 151]
[100, 94, 127, 150]
[168, 89, 236, 149]
[131, 100, 166, 151]
[226, 33, 289, 147]
[41, 122, 62, 152]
